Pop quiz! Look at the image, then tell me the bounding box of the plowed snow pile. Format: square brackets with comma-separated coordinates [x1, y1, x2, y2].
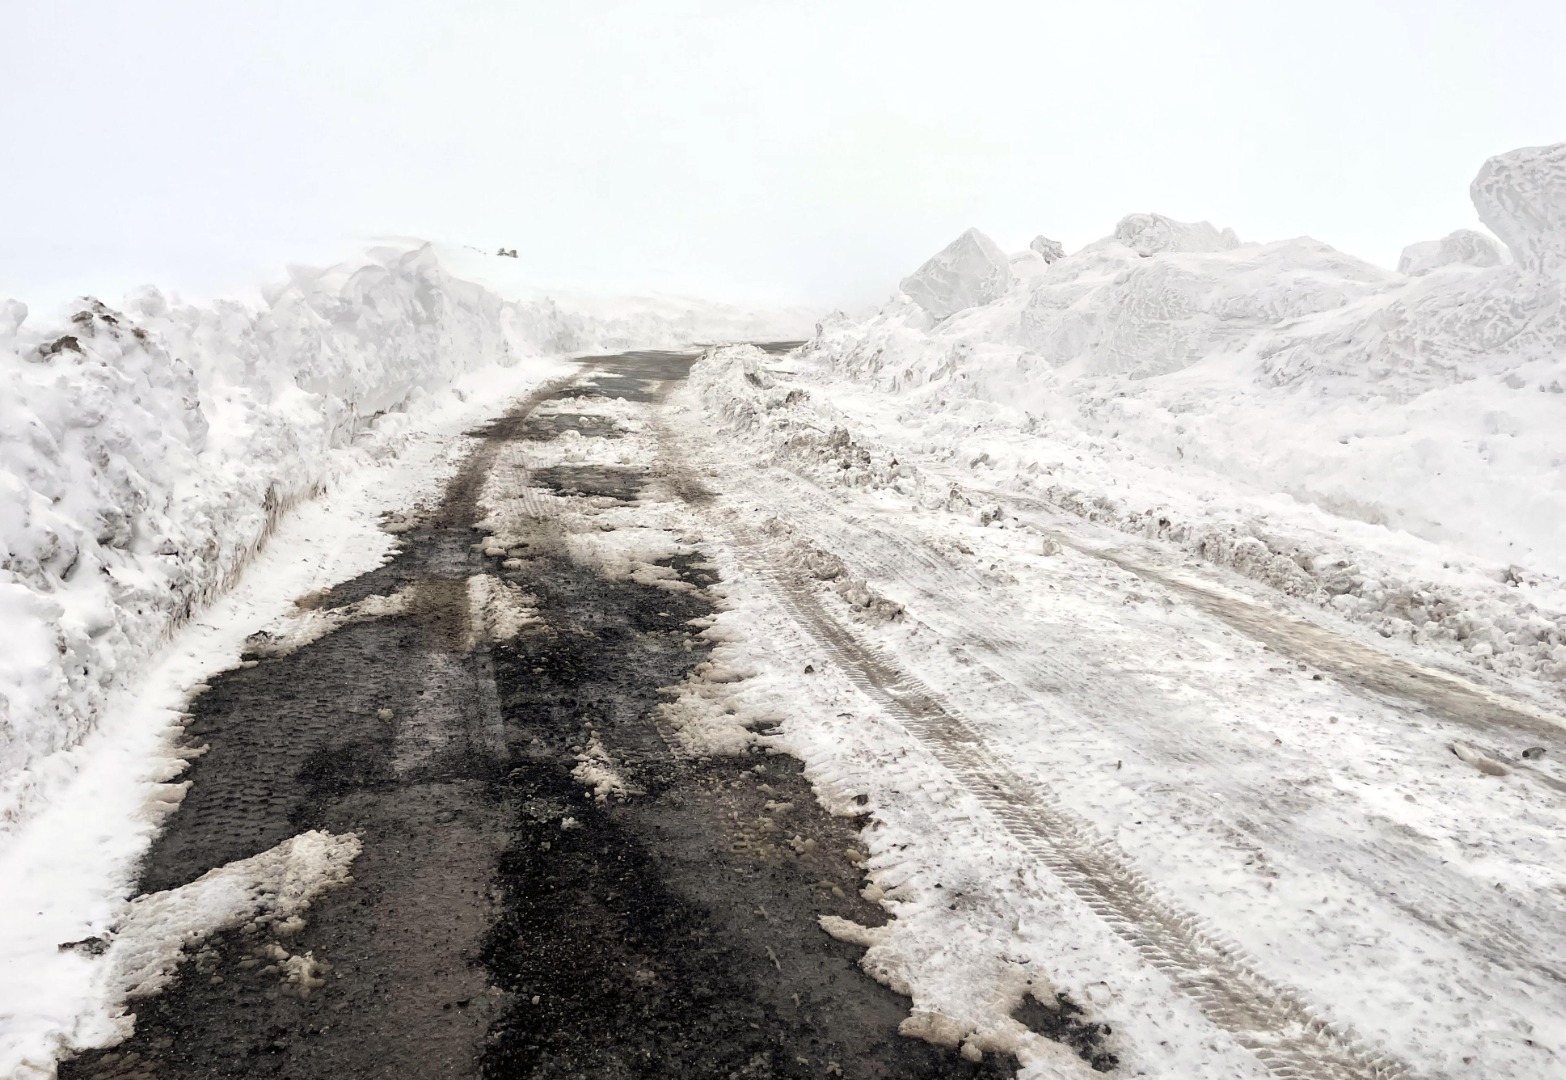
[0, 242, 809, 833]
[793, 142, 1566, 693]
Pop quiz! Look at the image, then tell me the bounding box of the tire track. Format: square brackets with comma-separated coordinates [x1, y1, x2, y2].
[722, 465, 1566, 992]
[686, 390, 1566, 989]
[956, 481, 1566, 761]
[646, 385, 1414, 1076]
[719, 518, 1414, 1080]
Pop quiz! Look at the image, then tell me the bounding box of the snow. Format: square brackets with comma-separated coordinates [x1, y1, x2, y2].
[1470, 142, 1566, 275]
[105, 829, 360, 1004]
[0, 242, 812, 841]
[898, 228, 1015, 319]
[1397, 228, 1505, 275]
[5, 128, 1564, 1080]
[794, 142, 1566, 697]
[1111, 212, 1240, 256]
[672, 337, 1566, 1079]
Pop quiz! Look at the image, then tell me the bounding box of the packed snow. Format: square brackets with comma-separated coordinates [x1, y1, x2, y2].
[673, 332, 1566, 1078]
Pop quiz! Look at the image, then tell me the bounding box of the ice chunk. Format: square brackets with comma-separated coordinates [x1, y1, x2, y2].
[1397, 229, 1505, 276]
[1114, 213, 1240, 256]
[1029, 235, 1066, 262]
[0, 299, 25, 337]
[1471, 142, 1566, 276]
[899, 228, 1014, 319]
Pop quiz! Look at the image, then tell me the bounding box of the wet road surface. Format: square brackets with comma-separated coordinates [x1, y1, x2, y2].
[61, 348, 1025, 1080]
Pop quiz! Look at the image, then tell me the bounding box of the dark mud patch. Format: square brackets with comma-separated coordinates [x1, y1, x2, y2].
[1013, 992, 1118, 1072]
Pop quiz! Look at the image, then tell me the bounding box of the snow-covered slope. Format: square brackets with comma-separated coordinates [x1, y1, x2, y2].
[801, 142, 1566, 692]
[0, 243, 811, 835]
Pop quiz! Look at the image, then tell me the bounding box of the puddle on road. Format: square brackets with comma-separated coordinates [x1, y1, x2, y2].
[527, 464, 649, 502]
[516, 412, 622, 440]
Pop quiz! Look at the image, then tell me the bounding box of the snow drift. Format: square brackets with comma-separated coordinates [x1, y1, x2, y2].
[796, 142, 1566, 688]
[0, 243, 809, 833]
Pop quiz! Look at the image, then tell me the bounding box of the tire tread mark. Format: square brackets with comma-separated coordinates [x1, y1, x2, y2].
[724, 518, 1415, 1080]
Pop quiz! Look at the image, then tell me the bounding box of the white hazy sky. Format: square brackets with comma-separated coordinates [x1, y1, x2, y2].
[3, 0, 1563, 310]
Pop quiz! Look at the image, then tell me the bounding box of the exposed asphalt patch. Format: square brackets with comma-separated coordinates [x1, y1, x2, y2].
[480, 536, 1012, 1079]
[753, 340, 807, 355]
[60, 346, 1017, 1080]
[1013, 993, 1119, 1073]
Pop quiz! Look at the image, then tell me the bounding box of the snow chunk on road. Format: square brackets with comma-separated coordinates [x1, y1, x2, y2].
[1397, 229, 1506, 275]
[1471, 142, 1566, 275]
[1113, 212, 1239, 256]
[466, 573, 539, 647]
[571, 732, 634, 802]
[899, 228, 1014, 319]
[105, 829, 359, 1004]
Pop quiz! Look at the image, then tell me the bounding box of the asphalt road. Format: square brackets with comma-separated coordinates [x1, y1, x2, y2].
[60, 348, 1023, 1080]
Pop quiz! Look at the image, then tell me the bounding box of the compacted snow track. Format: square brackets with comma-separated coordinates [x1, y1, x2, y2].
[714, 522, 1410, 1080]
[659, 344, 1566, 1079]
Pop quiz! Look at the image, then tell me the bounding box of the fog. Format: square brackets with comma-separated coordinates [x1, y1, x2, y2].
[3, 0, 1562, 309]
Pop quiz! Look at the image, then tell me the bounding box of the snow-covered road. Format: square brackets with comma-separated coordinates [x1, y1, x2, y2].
[7, 339, 1563, 1080]
[666, 344, 1566, 1078]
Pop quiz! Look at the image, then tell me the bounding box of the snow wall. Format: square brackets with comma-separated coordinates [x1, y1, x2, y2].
[811, 143, 1566, 579]
[0, 241, 810, 833]
[802, 143, 1566, 684]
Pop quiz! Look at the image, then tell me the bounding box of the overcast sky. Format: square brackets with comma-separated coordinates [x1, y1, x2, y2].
[3, 0, 1563, 310]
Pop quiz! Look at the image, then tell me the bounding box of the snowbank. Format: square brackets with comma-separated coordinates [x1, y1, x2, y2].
[791, 142, 1566, 689]
[0, 243, 811, 835]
